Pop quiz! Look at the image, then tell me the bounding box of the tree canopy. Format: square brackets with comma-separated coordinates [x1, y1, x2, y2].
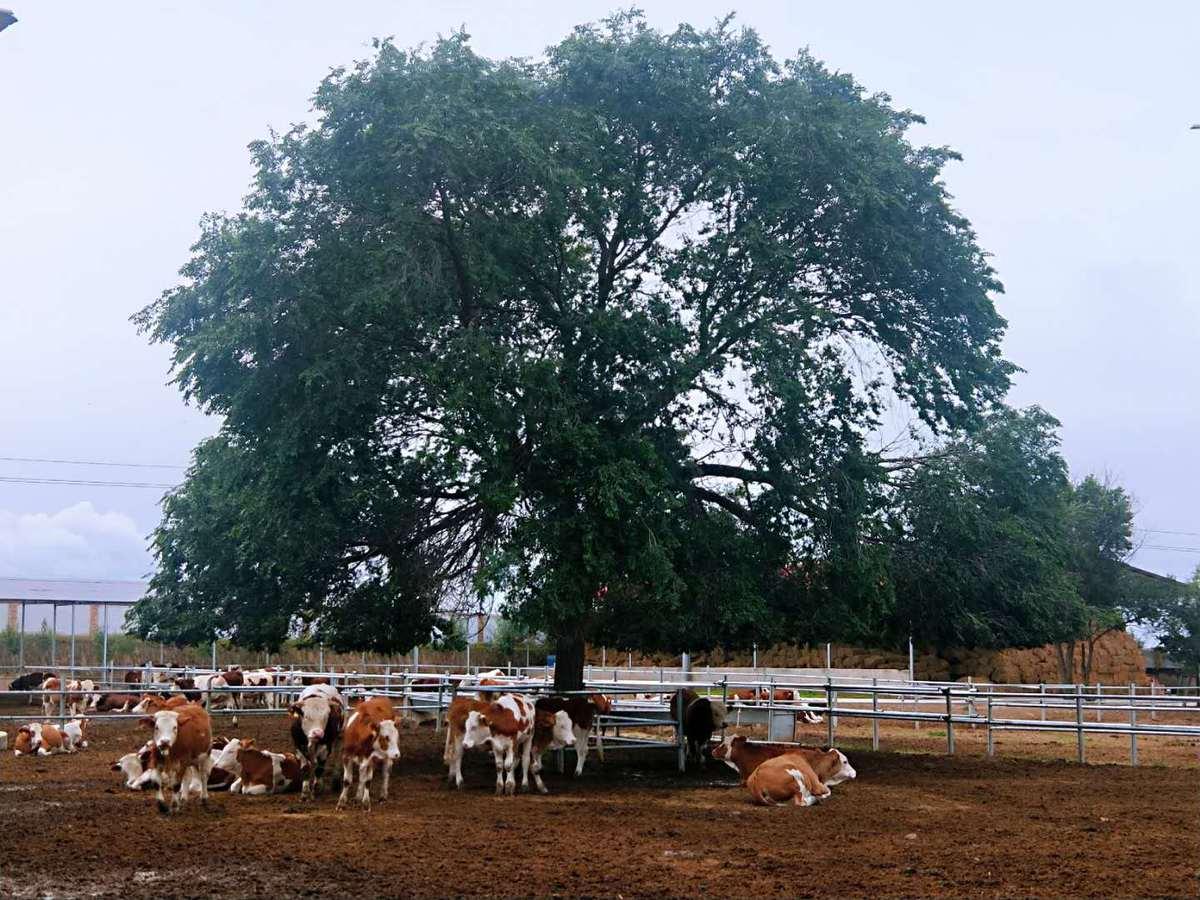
[132, 13, 1038, 688]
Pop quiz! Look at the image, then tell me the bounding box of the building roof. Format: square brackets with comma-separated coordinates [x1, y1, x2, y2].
[0, 577, 148, 606]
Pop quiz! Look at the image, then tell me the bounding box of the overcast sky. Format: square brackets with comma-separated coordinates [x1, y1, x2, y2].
[1, 2, 1197, 588]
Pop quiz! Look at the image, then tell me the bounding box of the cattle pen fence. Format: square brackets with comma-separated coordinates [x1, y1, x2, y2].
[2, 663, 1198, 770]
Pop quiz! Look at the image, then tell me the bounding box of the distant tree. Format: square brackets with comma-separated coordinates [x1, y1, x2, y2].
[131, 13, 1015, 689]
[882, 406, 1084, 653]
[1150, 566, 1200, 685]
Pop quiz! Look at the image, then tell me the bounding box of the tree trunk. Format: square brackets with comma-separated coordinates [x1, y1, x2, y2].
[1054, 641, 1075, 684]
[552, 628, 586, 693]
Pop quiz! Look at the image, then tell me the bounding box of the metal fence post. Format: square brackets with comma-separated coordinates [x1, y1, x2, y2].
[211, 640, 217, 671]
[70, 604, 76, 671]
[19, 602, 25, 669]
[1040, 682, 1046, 722]
[51, 603, 57, 670]
[1129, 682, 1138, 766]
[1075, 683, 1084, 763]
[435, 678, 444, 734]
[945, 687, 955, 754]
[102, 604, 109, 674]
[825, 677, 834, 747]
[1095, 682, 1102, 722]
[986, 693, 994, 757]
[676, 689, 687, 773]
[871, 677, 879, 751]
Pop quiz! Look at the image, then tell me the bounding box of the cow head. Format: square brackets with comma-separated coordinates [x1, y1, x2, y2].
[142, 710, 180, 757]
[549, 709, 575, 749]
[818, 748, 856, 786]
[212, 737, 247, 774]
[374, 719, 401, 763]
[27, 724, 46, 752]
[710, 733, 745, 772]
[290, 697, 338, 749]
[460, 710, 493, 751]
[13, 725, 34, 755]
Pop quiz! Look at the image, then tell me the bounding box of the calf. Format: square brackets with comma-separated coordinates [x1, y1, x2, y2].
[711, 735, 856, 787]
[64, 680, 97, 717]
[746, 751, 831, 807]
[461, 693, 536, 796]
[222, 667, 245, 709]
[337, 696, 402, 810]
[526, 707, 575, 794]
[288, 683, 345, 799]
[123, 669, 143, 687]
[40, 677, 61, 718]
[675, 689, 729, 769]
[138, 703, 214, 813]
[193, 673, 231, 709]
[240, 669, 275, 708]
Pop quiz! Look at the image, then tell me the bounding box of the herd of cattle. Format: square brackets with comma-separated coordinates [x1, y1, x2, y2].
[3, 666, 857, 812]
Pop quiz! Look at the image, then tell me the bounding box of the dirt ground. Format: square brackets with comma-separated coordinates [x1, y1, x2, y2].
[0, 703, 1197, 899]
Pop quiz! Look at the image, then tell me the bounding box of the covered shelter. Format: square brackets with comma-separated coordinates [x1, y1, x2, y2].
[0, 576, 148, 672]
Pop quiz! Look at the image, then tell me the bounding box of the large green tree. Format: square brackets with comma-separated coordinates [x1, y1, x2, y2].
[131, 13, 1015, 689]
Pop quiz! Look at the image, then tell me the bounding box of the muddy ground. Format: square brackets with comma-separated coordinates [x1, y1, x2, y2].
[0, 706, 1196, 899]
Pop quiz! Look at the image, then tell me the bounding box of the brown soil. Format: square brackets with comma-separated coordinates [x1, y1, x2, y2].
[1, 710, 1197, 899]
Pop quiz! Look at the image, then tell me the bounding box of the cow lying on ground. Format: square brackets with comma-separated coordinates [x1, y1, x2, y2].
[91, 692, 138, 713]
[138, 702, 214, 813]
[711, 735, 856, 788]
[13, 722, 65, 756]
[8, 672, 51, 705]
[337, 696, 401, 810]
[289, 683, 345, 800]
[675, 689, 729, 769]
[526, 706, 575, 794]
[206, 736, 310, 796]
[64, 680, 98, 717]
[746, 752, 833, 807]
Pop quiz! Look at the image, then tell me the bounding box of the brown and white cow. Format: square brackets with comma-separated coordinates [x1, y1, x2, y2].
[461, 693, 536, 796]
[64, 679, 97, 717]
[228, 742, 310, 796]
[39, 677, 61, 718]
[138, 702, 214, 813]
[443, 696, 493, 789]
[337, 696, 401, 810]
[13, 722, 65, 756]
[711, 734, 856, 788]
[91, 692, 137, 713]
[534, 695, 608, 776]
[288, 683, 345, 800]
[745, 751, 831, 807]
[526, 706, 575, 794]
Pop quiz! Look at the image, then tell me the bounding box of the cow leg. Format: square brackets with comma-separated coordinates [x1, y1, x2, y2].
[492, 746, 506, 796]
[158, 772, 175, 815]
[505, 742, 518, 796]
[379, 757, 391, 802]
[530, 752, 548, 794]
[519, 737, 533, 793]
[573, 724, 589, 776]
[336, 759, 355, 809]
[448, 736, 465, 789]
[358, 759, 374, 810]
[595, 720, 605, 764]
[198, 756, 213, 805]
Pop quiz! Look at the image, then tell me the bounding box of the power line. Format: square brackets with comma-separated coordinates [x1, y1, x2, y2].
[0, 455, 185, 470]
[1137, 527, 1200, 538]
[0, 475, 177, 489]
[1139, 544, 1200, 554]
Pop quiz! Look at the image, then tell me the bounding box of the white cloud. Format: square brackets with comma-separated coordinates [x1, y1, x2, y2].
[0, 502, 151, 579]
